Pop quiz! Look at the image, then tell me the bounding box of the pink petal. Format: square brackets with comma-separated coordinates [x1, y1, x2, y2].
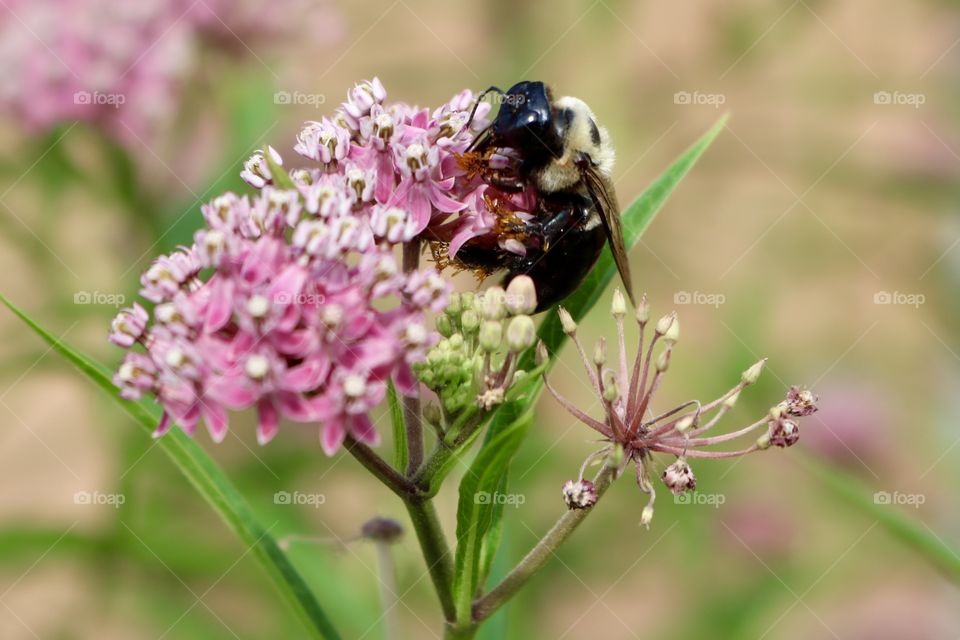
[429, 183, 467, 213]
[276, 391, 317, 422]
[206, 375, 258, 410]
[203, 403, 229, 443]
[321, 418, 346, 456]
[268, 264, 307, 307]
[204, 276, 234, 333]
[393, 363, 419, 395]
[280, 356, 330, 392]
[256, 399, 280, 445]
[350, 414, 380, 447]
[152, 412, 172, 439]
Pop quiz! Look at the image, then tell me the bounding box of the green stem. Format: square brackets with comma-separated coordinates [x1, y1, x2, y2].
[444, 622, 479, 639]
[404, 498, 456, 622]
[343, 436, 419, 498]
[402, 240, 424, 475]
[472, 463, 619, 622]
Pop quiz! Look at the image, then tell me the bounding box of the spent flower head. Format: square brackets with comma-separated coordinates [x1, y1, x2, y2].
[549, 291, 817, 525]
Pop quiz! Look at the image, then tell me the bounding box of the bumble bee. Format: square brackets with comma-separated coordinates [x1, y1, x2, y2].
[451, 81, 634, 311]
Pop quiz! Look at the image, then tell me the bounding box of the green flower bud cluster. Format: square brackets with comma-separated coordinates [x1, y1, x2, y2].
[414, 277, 539, 414]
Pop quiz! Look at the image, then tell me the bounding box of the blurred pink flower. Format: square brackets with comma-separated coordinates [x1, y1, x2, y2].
[803, 381, 892, 468]
[0, 0, 340, 142]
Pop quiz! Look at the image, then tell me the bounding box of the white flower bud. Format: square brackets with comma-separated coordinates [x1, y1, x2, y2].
[756, 433, 771, 450]
[535, 340, 549, 366]
[741, 358, 766, 385]
[655, 348, 671, 373]
[674, 414, 696, 433]
[593, 337, 606, 366]
[480, 286, 506, 320]
[601, 369, 619, 403]
[505, 275, 537, 315]
[640, 504, 655, 528]
[663, 315, 680, 344]
[461, 309, 480, 332]
[558, 307, 577, 335]
[478, 320, 502, 352]
[655, 312, 675, 337]
[506, 315, 536, 352]
[722, 390, 741, 409]
[611, 289, 627, 318]
[636, 293, 650, 325]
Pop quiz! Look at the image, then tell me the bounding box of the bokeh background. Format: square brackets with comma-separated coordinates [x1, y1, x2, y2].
[1, 0, 959, 638]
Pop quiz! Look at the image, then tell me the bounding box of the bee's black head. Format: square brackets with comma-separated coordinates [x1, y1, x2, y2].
[489, 81, 564, 162]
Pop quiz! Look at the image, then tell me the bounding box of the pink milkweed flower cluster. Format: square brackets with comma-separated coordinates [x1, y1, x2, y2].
[546, 290, 818, 526]
[107, 77, 574, 454]
[0, 0, 340, 142]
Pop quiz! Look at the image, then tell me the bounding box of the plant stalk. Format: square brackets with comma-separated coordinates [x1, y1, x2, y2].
[472, 463, 618, 622]
[404, 498, 457, 622]
[402, 239, 424, 475]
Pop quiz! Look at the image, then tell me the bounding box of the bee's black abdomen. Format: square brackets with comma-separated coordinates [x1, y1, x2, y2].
[504, 191, 606, 312]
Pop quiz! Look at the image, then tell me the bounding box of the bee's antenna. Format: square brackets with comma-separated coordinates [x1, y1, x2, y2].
[465, 85, 504, 131]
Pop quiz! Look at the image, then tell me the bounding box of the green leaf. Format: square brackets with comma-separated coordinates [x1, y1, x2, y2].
[452, 404, 534, 624]
[0, 294, 342, 640]
[263, 146, 298, 191]
[387, 379, 408, 471]
[804, 454, 960, 584]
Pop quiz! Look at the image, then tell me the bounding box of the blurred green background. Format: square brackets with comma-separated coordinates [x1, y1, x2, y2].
[1, 0, 959, 638]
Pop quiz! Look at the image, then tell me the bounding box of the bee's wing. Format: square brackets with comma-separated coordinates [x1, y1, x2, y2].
[579, 160, 635, 304]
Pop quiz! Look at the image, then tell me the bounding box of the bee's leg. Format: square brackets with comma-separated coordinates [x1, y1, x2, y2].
[485, 171, 526, 193]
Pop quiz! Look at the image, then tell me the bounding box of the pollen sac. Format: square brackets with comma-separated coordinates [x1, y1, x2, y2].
[768, 416, 800, 448]
[661, 458, 697, 496]
[784, 385, 818, 417]
[562, 479, 598, 510]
